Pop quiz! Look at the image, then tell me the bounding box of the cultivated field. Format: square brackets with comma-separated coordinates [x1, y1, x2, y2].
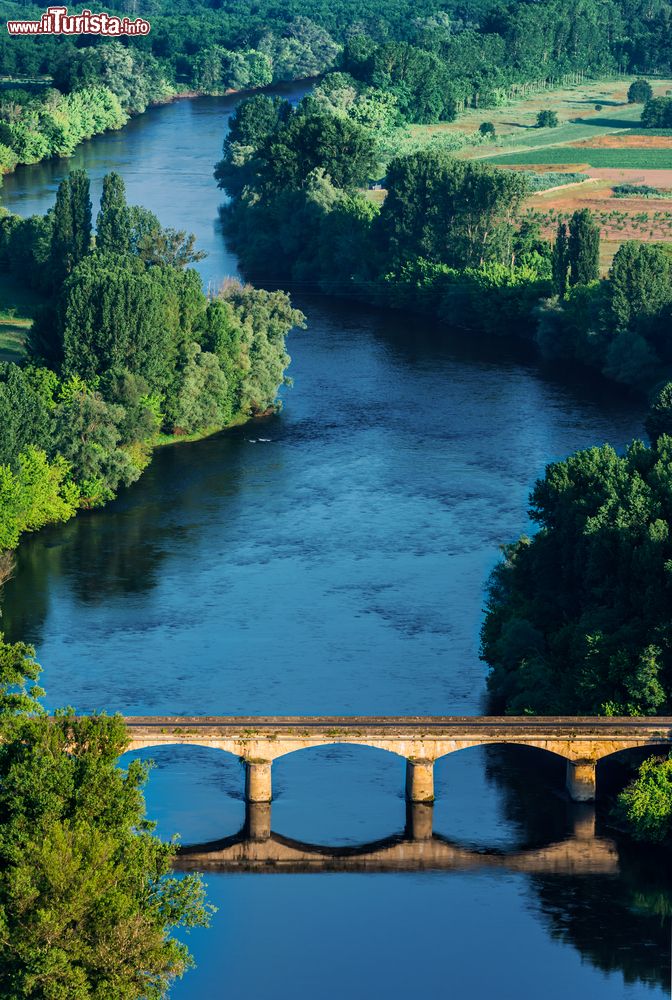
[440, 76, 672, 269]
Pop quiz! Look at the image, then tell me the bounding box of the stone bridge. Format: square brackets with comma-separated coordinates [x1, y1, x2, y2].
[125, 715, 672, 802]
[175, 802, 619, 875]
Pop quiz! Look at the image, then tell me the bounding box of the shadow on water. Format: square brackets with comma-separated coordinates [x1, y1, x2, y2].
[2, 424, 252, 645]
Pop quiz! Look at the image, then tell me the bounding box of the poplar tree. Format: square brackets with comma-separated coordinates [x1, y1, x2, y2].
[48, 172, 92, 289]
[49, 176, 75, 286]
[552, 221, 569, 298]
[96, 171, 131, 254]
[568, 209, 600, 287]
[69, 168, 92, 264]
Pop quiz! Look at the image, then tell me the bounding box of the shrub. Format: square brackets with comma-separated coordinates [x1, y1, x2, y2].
[628, 79, 653, 104]
[536, 110, 558, 128]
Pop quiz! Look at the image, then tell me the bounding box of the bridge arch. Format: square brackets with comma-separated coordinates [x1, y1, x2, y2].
[120, 743, 246, 844]
[270, 742, 406, 845]
[124, 739, 242, 757]
[268, 739, 408, 763]
[592, 741, 670, 763]
[433, 740, 574, 764]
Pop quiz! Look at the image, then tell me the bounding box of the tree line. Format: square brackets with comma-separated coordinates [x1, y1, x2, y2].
[0, 167, 303, 558]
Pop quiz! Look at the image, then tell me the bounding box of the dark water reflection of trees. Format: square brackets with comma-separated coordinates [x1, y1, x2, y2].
[482, 745, 671, 992]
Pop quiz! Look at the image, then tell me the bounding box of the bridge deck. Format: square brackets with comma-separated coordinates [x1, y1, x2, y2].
[124, 715, 672, 736]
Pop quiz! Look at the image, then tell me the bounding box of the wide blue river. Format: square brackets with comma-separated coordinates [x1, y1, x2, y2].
[1, 87, 669, 999]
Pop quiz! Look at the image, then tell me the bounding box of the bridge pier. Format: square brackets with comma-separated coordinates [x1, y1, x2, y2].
[406, 802, 434, 841]
[571, 803, 596, 840]
[245, 760, 272, 803]
[405, 759, 434, 803]
[566, 760, 596, 802]
[246, 801, 272, 841]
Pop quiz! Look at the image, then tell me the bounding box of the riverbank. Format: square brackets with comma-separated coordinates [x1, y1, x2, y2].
[0, 74, 318, 182]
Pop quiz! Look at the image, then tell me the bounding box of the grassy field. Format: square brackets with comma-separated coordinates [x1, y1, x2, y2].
[0, 272, 42, 363]
[0, 319, 30, 363]
[485, 147, 672, 168]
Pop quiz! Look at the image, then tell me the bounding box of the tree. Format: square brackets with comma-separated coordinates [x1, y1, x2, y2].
[568, 208, 600, 286]
[69, 168, 93, 263]
[645, 382, 672, 444]
[0, 653, 212, 997]
[641, 97, 672, 128]
[96, 172, 131, 255]
[48, 170, 92, 288]
[101, 368, 162, 445]
[128, 206, 206, 269]
[174, 342, 231, 433]
[59, 252, 202, 392]
[481, 437, 672, 717]
[254, 104, 380, 196]
[616, 753, 672, 844]
[214, 95, 292, 198]
[628, 78, 653, 103]
[220, 284, 305, 414]
[0, 632, 43, 717]
[479, 121, 496, 138]
[0, 448, 79, 552]
[536, 110, 558, 128]
[552, 221, 569, 297]
[608, 242, 672, 344]
[52, 389, 141, 505]
[49, 175, 75, 286]
[379, 149, 530, 269]
[0, 364, 52, 468]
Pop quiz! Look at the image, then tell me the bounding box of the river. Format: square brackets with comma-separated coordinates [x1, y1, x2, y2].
[1, 87, 670, 999]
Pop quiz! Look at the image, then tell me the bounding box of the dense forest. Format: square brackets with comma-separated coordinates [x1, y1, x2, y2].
[0, 168, 303, 559]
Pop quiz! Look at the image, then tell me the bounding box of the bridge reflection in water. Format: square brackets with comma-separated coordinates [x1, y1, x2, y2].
[175, 802, 619, 876]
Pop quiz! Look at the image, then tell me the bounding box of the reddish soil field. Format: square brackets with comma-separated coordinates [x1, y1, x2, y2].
[585, 167, 672, 186]
[570, 135, 672, 149]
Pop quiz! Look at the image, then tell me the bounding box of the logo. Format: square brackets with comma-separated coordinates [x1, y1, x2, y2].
[6, 6, 151, 36]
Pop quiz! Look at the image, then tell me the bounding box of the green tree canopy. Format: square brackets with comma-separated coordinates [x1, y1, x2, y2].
[481, 437, 672, 715]
[536, 109, 559, 127]
[616, 753, 672, 844]
[628, 78, 653, 103]
[568, 208, 600, 287]
[0, 365, 52, 468]
[0, 648, 212, 998]
[378, 149, 530, 268]
[96, 172, 131, 255]
[645, 382, 672, 444]
[609, 242, 672, 348]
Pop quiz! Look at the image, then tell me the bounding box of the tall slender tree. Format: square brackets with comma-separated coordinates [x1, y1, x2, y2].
[48, 172, 92, 289]
[96, 172, 131, 255]
[568, 209, 600, 287]
[49, 176, 75, 286]
[552, 221, 569, 298]
[69, 168, 92, 264]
